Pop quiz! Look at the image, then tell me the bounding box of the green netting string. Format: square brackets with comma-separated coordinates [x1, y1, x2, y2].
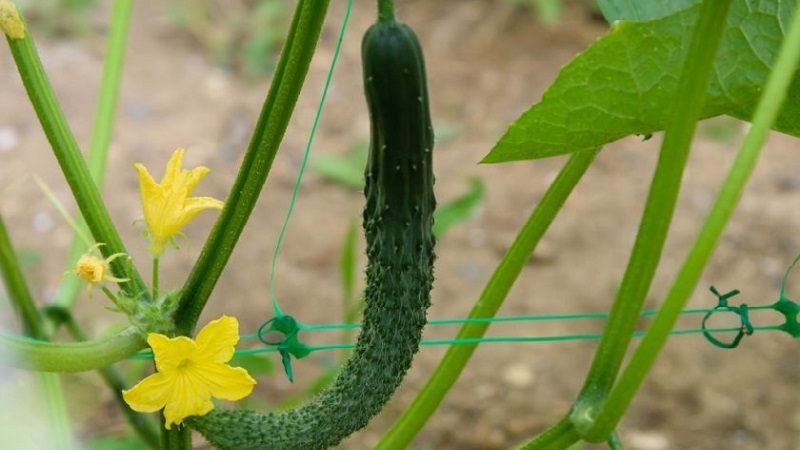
[117, 306, 784, 361]
[266, 0, 353, 318]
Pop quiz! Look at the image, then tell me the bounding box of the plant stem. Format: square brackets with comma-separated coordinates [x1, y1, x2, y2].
[584, 0, 800, 441]
[174, 0, 331, 336]
[377, 0, 396, 22]
[515, 416, 580, 450]
[571, 0, 734, 433]
[152, 258, 159, 300]
[162, 423, 191, 450]
[5, 8, 146, 300]
[0, 212, 46, 339]
[374, 148, 599, 449]
[46, 308, 160, 448]
[52, 0, 133, 315]
[0, 327, 146, 372]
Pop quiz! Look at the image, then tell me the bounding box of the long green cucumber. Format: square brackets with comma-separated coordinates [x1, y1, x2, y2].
[188, 16, 436, 450]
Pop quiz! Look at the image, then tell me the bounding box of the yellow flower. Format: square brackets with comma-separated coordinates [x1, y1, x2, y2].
[122, 315, 256, 429]
[0, 1, 25, 40]
[69, 243, 129, 298]
[135, 148, 224, 257]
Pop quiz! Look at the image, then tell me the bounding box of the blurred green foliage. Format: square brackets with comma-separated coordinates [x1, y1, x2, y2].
[166, 0, 288, 79]
[18, 0, 96, 36]
[506, 0, 565, 22]
[86, 436, 150, 450]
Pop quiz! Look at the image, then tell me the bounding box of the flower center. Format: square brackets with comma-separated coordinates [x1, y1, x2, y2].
[76, 255, 104, 283]
[177, 358, 192, 371]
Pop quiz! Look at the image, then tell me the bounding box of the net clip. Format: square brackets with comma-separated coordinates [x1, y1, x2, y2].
[257, 315, 310, 382]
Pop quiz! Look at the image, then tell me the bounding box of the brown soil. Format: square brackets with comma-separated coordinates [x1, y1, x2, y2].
[1, 1, 799, 449]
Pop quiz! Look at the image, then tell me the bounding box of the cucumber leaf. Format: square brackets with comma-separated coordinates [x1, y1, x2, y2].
[597, 0, 698, 22]
[483, 0, 799, 163]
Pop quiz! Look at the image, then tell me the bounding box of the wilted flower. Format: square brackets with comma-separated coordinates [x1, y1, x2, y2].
[69, 243, 129, 298]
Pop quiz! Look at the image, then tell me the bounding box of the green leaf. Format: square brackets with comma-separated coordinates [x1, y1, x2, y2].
[433, 177, 486, 237]
[483, 0, 799, 163]
[598, 0, 698, 22]
[229, 353, 276, 376]
[312, 140, 368, 188]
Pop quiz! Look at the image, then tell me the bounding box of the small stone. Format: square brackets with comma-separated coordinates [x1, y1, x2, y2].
[626, 430, 670, 450]
[32, 211, 54, 233]
[0, 126, 20, 152]
[502, 362, 535, 388]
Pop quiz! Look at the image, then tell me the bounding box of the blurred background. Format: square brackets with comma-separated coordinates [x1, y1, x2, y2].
[1, 1, 799, 448]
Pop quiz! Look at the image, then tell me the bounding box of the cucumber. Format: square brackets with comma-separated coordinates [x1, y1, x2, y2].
[188, 17, 435, 450]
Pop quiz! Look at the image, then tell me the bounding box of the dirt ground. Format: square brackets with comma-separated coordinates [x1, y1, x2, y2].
[1, 1, 800, 449]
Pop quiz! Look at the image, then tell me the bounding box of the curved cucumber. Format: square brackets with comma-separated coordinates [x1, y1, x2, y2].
[188, 18, 435, 450]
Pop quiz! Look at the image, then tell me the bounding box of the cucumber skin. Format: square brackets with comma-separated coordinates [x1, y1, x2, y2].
[188, 20, 435, 450]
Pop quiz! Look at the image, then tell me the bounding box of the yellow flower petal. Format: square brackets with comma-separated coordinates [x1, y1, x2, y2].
[178, 196, 224, 228]
[183, 166, 212, 194]
[196, 362, 256, 401]
[148, 333, 196, 373]
[195, 315, 239, 363]
[122, 372, 172, 413]
[162, 371, 214, 429]
[163, 148, 186, 187]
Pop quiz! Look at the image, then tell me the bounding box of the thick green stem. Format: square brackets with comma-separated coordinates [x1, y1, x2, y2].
[377, 0, 396, 22]
[572, 0, 734, 432]
[52, 0, 134, 314]
[5, 9, 146, 300]
[584, 1, 800, 441]
[375, 148, 599, 449]
[174, 0, 331, 335]
[0, 327, 146, 372]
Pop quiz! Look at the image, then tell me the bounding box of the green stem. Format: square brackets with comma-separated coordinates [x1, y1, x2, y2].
[0, 212, 46, 339]
[174, 0, 331, 335]
[48, 308, 160, 448]
[515, 416, 580, 450]
[5, 8, 146, 300]
[162, 424, 191, 450]
[584, 0, 800, 441]
[571, 0, 734, 432]
[152, 258, 159, 300]
[377, 0, 396, 22]
[51, 0, 133, 314]
[0, 327, 146, 372]
[374, 148, 599, 449]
